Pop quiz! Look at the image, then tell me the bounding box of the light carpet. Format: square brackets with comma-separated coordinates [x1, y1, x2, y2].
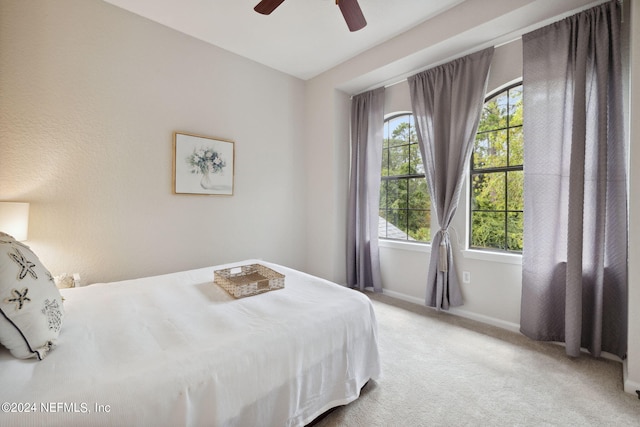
[314, 293, 640, 426]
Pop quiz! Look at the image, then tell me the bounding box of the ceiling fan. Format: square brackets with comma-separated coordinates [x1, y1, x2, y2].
[254, 0, 367, 32]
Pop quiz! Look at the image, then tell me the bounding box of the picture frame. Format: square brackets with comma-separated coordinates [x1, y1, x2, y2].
[173, 132, 235, 196]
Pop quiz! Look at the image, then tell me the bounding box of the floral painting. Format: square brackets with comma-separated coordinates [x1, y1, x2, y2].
[173, 132, 234, 195]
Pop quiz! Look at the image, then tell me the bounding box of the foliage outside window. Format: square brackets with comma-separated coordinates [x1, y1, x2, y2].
[379, 113, 431, 243]
[470, 84, 524, 252]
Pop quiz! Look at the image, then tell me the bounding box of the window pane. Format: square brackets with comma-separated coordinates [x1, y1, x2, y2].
[379, 180, 387, 209]
[409, 144, 424, 174]
[408, 210, 430, 242]
[381, 148, 389, 176]
[379, 209, 387, 238]
[386, 179, 400, 209]
[384, 209, 400, 238]
[509, 126, 523, 166]
[388, 146, 406, 175]
[385, 208, 399, 230]
[473, 130, 507, 169]
[494, 91, 509, 127]
[471, 211, 506, 250]
[386, 116, 398, 146]
[508, 86, 523, 126]
[478, 95, 507, 132]
[473, 134, 490, 169]
[387, 209, 408, 235]
[507, 212, 523, 251]
[387, 115, 411, 147]
[381, 209, 415, 240]
[507, 170, 524, 211]
[396, 178, 409, 210]
[408, 177, 429, 209]
[471, 172, 505, 211]
[470, 174, 481, 210]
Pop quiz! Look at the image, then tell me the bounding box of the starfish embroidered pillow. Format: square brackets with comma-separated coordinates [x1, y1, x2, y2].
[0, 232, 64, 360]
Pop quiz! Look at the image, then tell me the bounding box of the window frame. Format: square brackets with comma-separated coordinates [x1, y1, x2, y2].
[379, 112, 431, 244]
[468, 82, 524, 254]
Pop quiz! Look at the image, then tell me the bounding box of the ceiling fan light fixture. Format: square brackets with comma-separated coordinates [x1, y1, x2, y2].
[253, 0, 367, 32]
[337, 0, 367, 32]
[254, 0, 285, 15]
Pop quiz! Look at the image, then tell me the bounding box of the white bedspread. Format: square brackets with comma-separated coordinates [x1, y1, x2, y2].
[0, 260, 380, 426]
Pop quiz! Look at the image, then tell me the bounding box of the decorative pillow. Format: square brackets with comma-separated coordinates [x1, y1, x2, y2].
[0, 232, 64, 360]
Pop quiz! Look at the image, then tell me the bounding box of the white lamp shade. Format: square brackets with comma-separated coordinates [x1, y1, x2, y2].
[0, 202, 30, 241]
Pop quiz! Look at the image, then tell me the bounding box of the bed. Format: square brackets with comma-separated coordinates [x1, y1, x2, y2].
[0, 258, 381, 426]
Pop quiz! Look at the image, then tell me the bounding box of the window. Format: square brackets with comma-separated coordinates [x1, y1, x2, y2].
[379, 113, 431, 243]
[470, 84, 523, 252]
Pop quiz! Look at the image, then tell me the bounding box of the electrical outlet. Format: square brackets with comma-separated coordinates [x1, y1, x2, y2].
[463, 271, 471, 283]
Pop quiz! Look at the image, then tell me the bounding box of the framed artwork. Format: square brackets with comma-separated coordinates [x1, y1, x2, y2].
[173, 132, 235, 195]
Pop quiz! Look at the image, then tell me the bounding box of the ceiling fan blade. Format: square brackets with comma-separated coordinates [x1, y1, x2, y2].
[254, 0, 286, 15]
[337, 0, 367, 32]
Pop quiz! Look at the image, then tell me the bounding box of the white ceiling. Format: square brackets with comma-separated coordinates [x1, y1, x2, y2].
[102, 0, 466, 80]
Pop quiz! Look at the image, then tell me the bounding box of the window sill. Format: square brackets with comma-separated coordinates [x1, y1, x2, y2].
[378, 239, 431, 253]
[462, 249, 522, 265]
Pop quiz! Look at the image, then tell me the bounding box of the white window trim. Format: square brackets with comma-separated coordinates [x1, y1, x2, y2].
[379, 239, 431, 253]
[379, 239, 520, 264]
[462, 249, 522, 265]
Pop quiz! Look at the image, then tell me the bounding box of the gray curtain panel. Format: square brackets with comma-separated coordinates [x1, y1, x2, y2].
[408, 47, 494, 310]
[520, 1, 627, 358]
[347, 87, 385, 292]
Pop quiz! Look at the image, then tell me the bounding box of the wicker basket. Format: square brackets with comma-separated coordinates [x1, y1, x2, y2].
[214, 264, 285, 298]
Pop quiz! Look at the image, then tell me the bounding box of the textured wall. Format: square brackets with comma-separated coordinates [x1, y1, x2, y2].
[0, 0, 307, 284]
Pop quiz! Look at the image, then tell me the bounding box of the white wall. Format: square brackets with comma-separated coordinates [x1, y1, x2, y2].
[0, 0, 307, 284]
[303, 81, 350, 281]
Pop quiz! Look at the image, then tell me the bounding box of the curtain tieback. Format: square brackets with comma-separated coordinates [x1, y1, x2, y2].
[438, 229, 449, 272]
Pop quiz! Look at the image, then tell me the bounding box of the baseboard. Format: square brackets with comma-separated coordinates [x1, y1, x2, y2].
[380, 289, 521, 334]
[624, 378, 640, 397]
[447, 307, 521, 334]
[380, 289, 424, 306]
[623, 361, 640, 397]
